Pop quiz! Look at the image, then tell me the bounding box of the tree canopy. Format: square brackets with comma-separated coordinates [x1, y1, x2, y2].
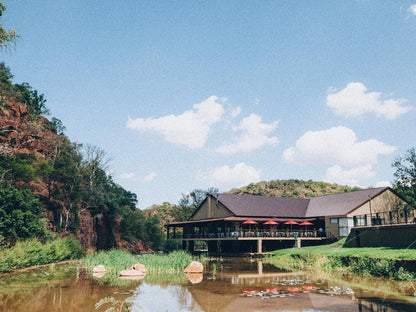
[0, 2, 19, 49]
[392, 148, 416, 208]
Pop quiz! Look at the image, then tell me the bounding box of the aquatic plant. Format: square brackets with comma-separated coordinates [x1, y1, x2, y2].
[0, 238, 83, 273]
[82, 249, 205, 285]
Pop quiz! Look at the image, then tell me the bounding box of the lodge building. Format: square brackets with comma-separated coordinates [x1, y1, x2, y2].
[166, 187, 412, 253]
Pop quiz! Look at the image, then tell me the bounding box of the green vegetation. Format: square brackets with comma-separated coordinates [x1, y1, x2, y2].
[0, 2, 19, 49]
[0, 237, 83, 273]
[0, 62, 164, 252]
[266, 239, 416, 281]
[83, 249, 199, 274]
[82, 249, 203, 285]
[0, 183, 48, 246]
[392, 148, 416, 209]
[228, 179, 362, 198]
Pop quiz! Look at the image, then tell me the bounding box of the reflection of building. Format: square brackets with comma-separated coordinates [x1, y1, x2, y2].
[167, 187, 410, 253]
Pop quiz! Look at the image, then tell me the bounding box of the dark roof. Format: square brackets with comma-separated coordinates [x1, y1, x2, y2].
[209, 187, 390, 219]
[306, 187, 389, 217]
[211, 193, 309, 218]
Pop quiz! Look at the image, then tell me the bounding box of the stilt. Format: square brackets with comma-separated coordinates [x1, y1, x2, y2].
[257, 238, 262, 253]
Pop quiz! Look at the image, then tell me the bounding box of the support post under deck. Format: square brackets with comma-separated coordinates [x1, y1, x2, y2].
[257, 238, 262, 253]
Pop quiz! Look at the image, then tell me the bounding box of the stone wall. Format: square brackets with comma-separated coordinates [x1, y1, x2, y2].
[344, 224, 416, 248]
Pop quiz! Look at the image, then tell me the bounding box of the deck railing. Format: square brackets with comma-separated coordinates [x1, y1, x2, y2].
[353, 208, 416, 227]
[172, 230, 326, 239]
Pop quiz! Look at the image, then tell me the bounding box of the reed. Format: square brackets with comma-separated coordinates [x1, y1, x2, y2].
[0, 238, 83, 273]
[266, 240, 416, 281]
[82, 249, 205, 285]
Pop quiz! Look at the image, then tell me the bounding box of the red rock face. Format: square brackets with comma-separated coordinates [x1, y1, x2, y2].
[0, 99, 148, 253]
[0, 100, 54, 157]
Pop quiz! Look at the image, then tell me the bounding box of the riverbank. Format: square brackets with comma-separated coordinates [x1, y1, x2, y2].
[265, 239, 416, 281]
[0, 238, 83, 274]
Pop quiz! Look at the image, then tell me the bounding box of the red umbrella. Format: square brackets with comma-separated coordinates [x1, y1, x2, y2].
[299, 221, 313, 236]
[284, 220, 299, 225]
[284, 220, 299, 232]
[242, 219, 258, 224]
[242, 219, 258, 234]
[263, 220, 279, 225]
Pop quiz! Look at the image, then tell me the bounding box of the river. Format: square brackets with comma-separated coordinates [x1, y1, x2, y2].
[0, 257, 415, 311]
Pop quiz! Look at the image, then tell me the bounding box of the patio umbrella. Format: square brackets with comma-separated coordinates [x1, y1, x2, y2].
[263, 220, 279, 236]
[284, 220, 299, 231]
[242, 219, 258, 225]
[242, 219, 258, 233]
[263, 220, 279, 225]
[299, 221, 313, 236]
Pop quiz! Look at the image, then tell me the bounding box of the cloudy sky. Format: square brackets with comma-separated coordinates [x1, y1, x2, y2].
[3, 1, 416, 208]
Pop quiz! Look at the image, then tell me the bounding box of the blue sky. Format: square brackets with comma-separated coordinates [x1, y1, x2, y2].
[2, 1, 416, 209]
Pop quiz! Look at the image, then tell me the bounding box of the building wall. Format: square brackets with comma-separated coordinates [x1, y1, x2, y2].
[344, 224, 416, 248]
[191, 195, 233, 220]
[324, 215, 342, 239]
[324, 190, 408, 239]
[347, 189, 403, 217]
[347, 189, 408, 225]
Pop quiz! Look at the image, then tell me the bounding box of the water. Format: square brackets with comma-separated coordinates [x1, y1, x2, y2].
[0, 258, 416, 311]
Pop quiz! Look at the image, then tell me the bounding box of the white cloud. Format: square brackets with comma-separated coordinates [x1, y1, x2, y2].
[327, 82, 412, 119]
[283, 126, 396, 166]
[324, 165, 375, 187]
[200, 162, 261, 189]
[143, 172, 157, 182]
[375, 180, 392, 187]
[231, 106, 242, 118]
[216, 113, 278, 154]
[409, 4, 416, 15]
[127, 96, 224, 149]
[118, 172, 135, 179]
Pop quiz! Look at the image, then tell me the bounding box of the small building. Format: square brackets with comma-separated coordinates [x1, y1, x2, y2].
[166, 187, 411, 253]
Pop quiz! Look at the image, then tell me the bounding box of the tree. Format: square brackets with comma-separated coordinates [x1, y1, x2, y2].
[392, 148, 416, 208]
[0, 2, 19, 49]
[14, 83, 49, 117]
[0, 183, 47, 246]
[176, 187, 218, 221]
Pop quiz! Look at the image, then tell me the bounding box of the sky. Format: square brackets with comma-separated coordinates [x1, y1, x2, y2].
[2, 1, 416, 209]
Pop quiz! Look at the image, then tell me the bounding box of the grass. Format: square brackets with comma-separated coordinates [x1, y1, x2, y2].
[0, 238, 83, 274]
[266, 239, 416, 281]
[82, 249, 205, 285]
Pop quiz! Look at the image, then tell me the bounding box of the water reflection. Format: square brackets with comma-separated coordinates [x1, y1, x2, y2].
[0, 259, 416, 312]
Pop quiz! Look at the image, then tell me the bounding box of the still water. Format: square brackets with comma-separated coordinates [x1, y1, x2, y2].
[0, 257, 416, 312]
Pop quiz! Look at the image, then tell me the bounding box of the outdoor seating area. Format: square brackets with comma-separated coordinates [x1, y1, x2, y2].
[174, 229, 325, 239]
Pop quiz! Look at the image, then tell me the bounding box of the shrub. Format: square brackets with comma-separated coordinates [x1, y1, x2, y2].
[0, 237, 83, 273]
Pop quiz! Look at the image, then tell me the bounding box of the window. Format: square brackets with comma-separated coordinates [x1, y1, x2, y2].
[330, 218, 339, 224]
[354, 215, 366, 226]
[339, 218, 354, 237]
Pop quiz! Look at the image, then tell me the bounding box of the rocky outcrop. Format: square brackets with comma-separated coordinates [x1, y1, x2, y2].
[0, 99, 149, 253]
[0, 100, 55, 158]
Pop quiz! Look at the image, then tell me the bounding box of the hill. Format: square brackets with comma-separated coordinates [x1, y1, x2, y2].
[228, 179, 363, 198]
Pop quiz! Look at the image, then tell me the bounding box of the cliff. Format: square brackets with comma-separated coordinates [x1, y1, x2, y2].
[0, 97, 145, 253]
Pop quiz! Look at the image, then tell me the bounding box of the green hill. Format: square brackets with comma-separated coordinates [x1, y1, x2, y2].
[228, 179, 363, 198]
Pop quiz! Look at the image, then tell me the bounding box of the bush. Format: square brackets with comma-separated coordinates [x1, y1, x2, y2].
[0, 183, 48, 246]
[0, 237, 83, 273]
